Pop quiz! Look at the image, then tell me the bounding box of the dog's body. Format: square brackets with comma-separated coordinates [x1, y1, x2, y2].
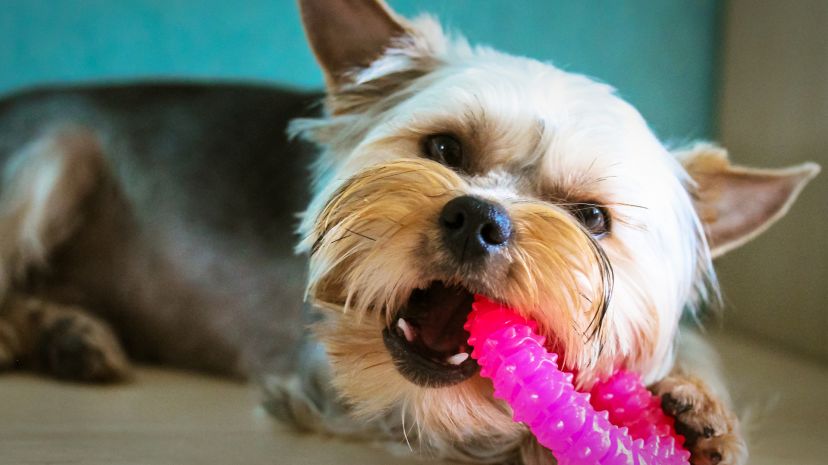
[0, 2, 820, 465]
[0, 83, 318, 377]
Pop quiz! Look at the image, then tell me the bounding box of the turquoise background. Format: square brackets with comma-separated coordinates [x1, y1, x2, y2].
[0, 1, 721, 139]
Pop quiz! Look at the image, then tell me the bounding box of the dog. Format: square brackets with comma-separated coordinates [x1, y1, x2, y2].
[0, 1, 819, 464]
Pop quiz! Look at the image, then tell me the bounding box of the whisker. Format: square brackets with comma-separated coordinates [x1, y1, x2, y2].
[611, 216, 649, 232]
[584, 234, 614, 342]
[362, 360, 391, 371]
[352, 350, 387, 363]
[510, 196, 649, 213]
[613, 202, 648, 210]
[330, 234, 352, 244]
[344, 228, 376, 241]
[585, 157, 598, 175]
[401, 403, 414, 452]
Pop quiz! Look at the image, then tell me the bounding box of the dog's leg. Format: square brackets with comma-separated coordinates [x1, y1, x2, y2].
[0, 126, 105, 294]
[0, 294, 130, 381]
[0, 126, 129, 382]
[651, 331, 748, 465]
[262, 339, 386, 439]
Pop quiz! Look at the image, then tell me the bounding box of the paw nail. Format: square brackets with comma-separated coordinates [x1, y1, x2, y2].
[661, 394, 692, 414]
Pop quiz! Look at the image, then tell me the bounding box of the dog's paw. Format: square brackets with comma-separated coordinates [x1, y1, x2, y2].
[654, 375, 747, 465]
[263, 375, 326, 431]
[263, 374, 379, 439]
[35, 306, 130, 382]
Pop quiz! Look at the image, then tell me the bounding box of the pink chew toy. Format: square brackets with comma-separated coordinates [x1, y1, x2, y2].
[465, 296, 690, 465]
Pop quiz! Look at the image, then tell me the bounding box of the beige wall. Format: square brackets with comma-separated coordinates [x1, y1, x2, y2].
[716, 0, 828, 362]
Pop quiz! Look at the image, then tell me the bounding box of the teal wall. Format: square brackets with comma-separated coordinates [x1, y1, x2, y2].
[0, 1, 721, 139]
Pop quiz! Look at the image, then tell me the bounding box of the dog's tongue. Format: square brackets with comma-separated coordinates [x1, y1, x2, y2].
[406, 283, 474, 354]
[420, 301, 472, 354]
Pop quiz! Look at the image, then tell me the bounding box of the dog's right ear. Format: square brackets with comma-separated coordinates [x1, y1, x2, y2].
[678, 144, 820, 258]
[299, 0, 407, 89]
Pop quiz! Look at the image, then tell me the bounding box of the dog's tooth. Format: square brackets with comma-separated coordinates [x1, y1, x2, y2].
[397, 318, 415, 342]
[446, 353, 469, 365]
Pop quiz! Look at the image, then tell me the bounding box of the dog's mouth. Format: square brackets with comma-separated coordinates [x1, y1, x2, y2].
[382, 281, 479, 388]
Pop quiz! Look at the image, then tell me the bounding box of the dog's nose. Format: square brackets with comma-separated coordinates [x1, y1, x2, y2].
[439, 195, 512, 261]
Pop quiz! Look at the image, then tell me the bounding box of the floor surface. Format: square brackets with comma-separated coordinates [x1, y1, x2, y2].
[1, 332, 826, 465]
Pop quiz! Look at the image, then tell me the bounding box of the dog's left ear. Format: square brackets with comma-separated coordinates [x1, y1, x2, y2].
[677, 144, 820, 258]
[298, 0, 407, 89]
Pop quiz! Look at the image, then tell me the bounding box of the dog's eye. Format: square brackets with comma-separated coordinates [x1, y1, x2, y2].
[423, 134, 463, 169]
[571, 204, 610, 237]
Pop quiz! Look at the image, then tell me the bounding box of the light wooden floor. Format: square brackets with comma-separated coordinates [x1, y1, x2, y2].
[0, 332, 826, 465]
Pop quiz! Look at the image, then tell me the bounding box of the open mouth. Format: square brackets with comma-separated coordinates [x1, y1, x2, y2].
[382, 281, 479, 387]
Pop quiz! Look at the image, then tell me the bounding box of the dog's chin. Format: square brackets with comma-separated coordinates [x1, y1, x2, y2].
[382, 281, 480, 388]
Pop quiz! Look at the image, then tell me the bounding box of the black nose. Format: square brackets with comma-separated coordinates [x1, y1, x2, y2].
[439, 196, 512, 262]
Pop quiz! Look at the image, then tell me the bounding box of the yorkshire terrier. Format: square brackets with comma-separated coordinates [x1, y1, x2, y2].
[0, 1, 819, 464]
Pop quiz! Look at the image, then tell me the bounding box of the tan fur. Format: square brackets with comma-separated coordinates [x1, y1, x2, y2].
[653, 373, 747, 465]
[328, 66, 435, 115]
[300, 158, 626, 454]
[678, 143, 820, 257]
[519, 437, 556, 465]
[0, 127, 105, 298]
[299, 0, 406, 89]
[0, 127, 132, 382]
[0, 293, 130, 381]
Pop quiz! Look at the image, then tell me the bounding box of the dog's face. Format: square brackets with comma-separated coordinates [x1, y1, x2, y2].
[294, 0, 818, 457]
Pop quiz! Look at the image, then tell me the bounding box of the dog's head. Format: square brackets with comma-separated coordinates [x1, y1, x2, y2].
[293, 0, 818, 459]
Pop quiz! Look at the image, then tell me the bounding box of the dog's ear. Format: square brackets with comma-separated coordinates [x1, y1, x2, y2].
[678, 144, 820, 258]
[298, 0, 406, 89]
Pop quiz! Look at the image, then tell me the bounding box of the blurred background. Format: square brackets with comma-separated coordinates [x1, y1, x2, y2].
[0, 0, 824, 363]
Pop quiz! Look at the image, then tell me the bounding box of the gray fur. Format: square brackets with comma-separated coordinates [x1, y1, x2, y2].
[0, 82, 321, 377]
